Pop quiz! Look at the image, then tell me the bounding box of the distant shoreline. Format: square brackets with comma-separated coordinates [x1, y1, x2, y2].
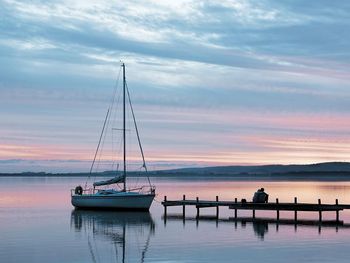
[2, 171, 350, 181]
[2, 162, 350, 180]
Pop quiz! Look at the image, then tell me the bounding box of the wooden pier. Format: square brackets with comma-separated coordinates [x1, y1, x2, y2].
[162, 195, 350, 223]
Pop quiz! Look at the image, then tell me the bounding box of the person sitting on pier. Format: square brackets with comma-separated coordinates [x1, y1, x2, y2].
[253, 188, 269, 203]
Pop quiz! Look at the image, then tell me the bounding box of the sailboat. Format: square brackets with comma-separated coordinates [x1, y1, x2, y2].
[71, 63, 155, 210]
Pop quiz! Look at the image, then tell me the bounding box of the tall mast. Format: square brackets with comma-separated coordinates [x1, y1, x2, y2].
[122, 63, 126, 191]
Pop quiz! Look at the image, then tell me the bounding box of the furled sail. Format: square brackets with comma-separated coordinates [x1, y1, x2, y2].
[93, 175, 125, 187]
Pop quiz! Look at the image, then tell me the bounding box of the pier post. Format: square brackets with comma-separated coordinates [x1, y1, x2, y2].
[318, 199, 322, 222]
[182, 195, 186, 218]
[276, 198, 280, 221]
[164, 196, 167, 225]
[336, 199, 339, 223]
[216, 196, 219, 219]
[196, 197, 200, 219]
[234, 198, 238, 218]
[294, 197, 298, 221]
[164, 196, 167, 217]
[252, 209, 255, 219]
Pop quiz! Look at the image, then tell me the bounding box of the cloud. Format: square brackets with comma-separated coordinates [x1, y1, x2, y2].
[0, 0, 350, 171]
[1, 0, 347, 71]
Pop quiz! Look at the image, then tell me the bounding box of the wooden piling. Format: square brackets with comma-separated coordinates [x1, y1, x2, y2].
[216, 196, 219, 219]
[294, 197, 298, 221]
[196, 197, 200, 218]
[253, 209, 255, 219]
[336, 199, 339, 222]
[318, 199, 322, 222]
[276, 198, 280, 220]
[163, 196, 167, 225]
[234, 198, 238, 218]
[182, 195, 186, 218]
[164, 196, 167, 216]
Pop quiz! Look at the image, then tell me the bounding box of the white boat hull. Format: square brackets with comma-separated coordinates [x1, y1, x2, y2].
[71, 192, 155, 210]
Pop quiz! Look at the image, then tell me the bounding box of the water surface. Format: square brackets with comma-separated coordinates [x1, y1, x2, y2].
[1, 177, 350, 262]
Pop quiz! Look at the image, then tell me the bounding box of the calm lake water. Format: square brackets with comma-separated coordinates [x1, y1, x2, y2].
[1, 177, 350, 262]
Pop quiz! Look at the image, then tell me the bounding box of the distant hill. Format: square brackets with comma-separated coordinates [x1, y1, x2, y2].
[153, 162, 350, 175]
[1, 162, 350, 178]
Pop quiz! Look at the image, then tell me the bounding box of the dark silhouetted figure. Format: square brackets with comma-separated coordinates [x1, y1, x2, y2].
[253, 188, 269, 203]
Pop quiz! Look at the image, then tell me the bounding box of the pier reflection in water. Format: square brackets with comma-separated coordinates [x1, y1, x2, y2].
[71, 211, 155, 263]
[163, 213, 350, 242]
[252, 221, 268, 240]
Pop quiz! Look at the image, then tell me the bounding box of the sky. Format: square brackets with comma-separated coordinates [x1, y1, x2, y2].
[0, 0, 350, 172]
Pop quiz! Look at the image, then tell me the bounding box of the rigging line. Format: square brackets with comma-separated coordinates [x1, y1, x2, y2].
[111, 128, 115, 171]
[94, 107, 110, 177]
[125, 81, 152, 188]
[110, 66, 122, 110]
[140, 224, 153, 263]
[97, 122, 108, 171]
[111, 69, 123, 141]
[116, 132, 124, 172]
[102, 68, 121, 170]
[87, 236, 98, 263]
[92, 230, 102, 263]
[85, 108, 110, 189]
[85, 67, 122, 187]
[111, 80, 123, 172]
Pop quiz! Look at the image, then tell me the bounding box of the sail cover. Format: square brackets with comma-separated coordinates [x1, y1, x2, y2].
[93, 175, 125, 187]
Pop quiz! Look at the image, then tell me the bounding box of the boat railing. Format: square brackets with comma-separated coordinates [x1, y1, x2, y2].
[70, 188, 95, 196]
[128, 185, 156, 194]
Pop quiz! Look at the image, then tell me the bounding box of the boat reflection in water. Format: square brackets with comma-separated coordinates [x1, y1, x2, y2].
[71, 210, 155, 263]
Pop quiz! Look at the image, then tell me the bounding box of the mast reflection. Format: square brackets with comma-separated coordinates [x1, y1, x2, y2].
[71, 210, 155, 263]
